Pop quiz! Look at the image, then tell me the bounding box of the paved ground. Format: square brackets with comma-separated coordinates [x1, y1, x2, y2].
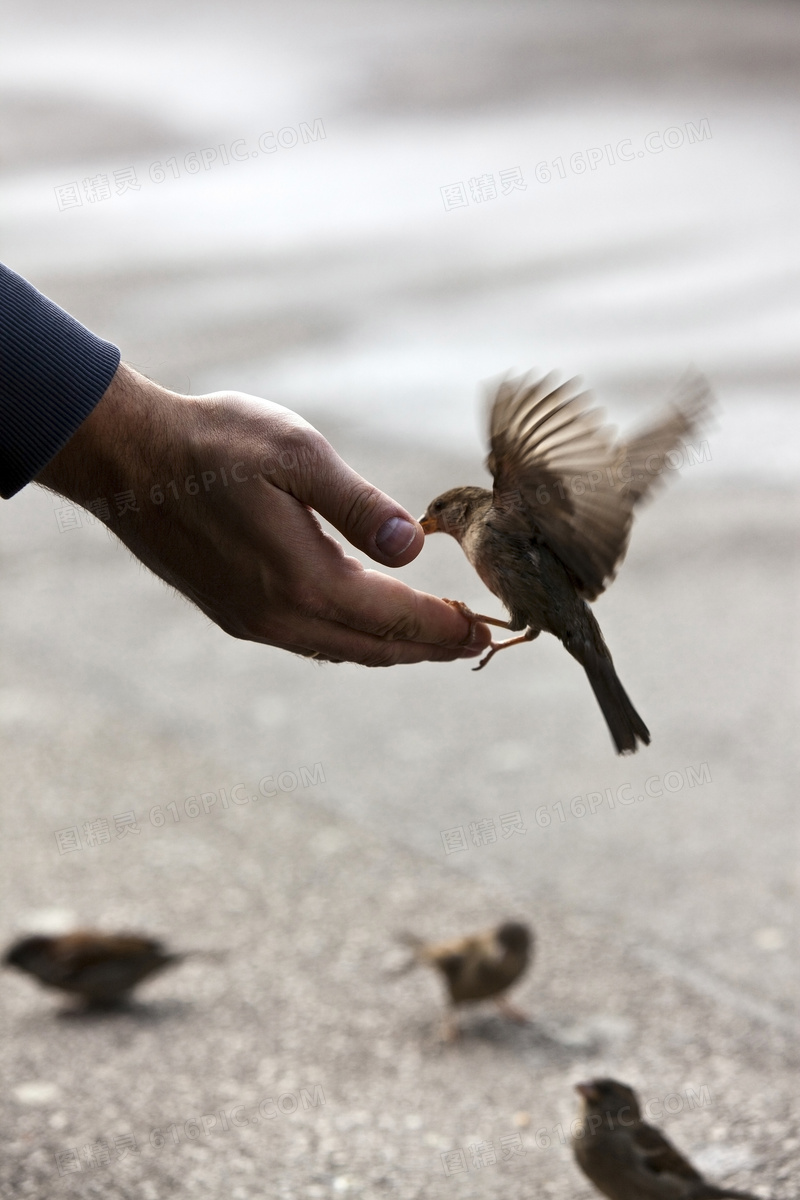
[2, 1, 799, 1197]
[1, 438, 797, 1198]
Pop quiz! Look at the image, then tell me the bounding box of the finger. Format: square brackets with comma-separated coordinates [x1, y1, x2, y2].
[307, 636, 484, 667]
[239, 615, 488, 668]
[273, 426, 424, 567]
[303, 631, 489, 668]
[246, 483, 491, 651]
[324, 563, 493, 651]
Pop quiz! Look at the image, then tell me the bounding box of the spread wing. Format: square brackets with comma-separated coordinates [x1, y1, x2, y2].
[619, 371, 712, 505]
[486, 370, 713, 600]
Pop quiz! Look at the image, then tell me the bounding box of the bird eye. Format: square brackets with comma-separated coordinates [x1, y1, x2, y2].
[432, 500, 444, 512]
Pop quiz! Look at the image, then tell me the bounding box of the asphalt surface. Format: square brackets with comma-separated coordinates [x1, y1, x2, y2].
[1, 440, 797, 1199]
[2, 2, 799, 1197]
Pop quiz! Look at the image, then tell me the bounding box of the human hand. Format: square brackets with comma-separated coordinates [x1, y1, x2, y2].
[36, 363, 491, 666]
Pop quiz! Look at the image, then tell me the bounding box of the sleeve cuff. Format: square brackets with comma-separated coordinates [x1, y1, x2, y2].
[0, 263, 122, 498]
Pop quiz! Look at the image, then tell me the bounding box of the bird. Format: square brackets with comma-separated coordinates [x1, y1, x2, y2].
[419, 369, 712, 754]
[397, 920, 532, 1039]
[572, 1078, 762, 1199]
[3, 931, 191, 1005]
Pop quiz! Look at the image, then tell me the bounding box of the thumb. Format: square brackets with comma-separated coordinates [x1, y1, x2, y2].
[276, 424, 424, 567]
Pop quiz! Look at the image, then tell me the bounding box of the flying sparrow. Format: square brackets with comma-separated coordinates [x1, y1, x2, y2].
[420, 370, 712, 753]
[4, 931, 190, 1004]
[573, 1078, 761, 1199]
[398, 920, 532, 1039]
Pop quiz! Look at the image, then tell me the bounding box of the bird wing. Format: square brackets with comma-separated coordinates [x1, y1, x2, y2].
[57, 932, 165, 968]
[434, 951, 469, 984]
[54, 933, 167, 987]
[422, 933, 476, 975]
[631, 1122, 705, 1182]
[616, 371, 712, 505]
[486, 371, 712, 600]
[422, 933, 498, 999]
[473, 948, 524, 994]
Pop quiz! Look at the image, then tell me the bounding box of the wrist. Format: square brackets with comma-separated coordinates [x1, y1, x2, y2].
[36, 363, 194, 514]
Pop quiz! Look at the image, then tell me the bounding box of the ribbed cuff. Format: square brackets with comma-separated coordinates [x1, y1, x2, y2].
[0, 263, 121, 498]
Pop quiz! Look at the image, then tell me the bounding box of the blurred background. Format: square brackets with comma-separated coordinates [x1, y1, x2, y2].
[1, 1, 798, 1197]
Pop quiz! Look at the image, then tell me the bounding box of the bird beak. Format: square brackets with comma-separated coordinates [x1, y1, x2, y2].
[575, 1082, 600, 1103]
[419, 514, 438, 534]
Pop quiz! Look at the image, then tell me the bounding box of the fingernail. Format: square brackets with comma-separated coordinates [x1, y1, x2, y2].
[375, 516, 417, 558]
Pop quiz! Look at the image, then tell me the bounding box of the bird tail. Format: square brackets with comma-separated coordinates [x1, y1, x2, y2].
[564, 607, 650, 755]
[582, 650, 651, 755]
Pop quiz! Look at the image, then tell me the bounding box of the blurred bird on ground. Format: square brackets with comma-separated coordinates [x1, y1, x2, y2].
[396, 920, 532, 1040]
[3, 931, 217, 1006]
[572, 1077, 762, 1199]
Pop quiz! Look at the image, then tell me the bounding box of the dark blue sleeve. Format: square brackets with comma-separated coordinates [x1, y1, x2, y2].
[0, 263, 121, 498]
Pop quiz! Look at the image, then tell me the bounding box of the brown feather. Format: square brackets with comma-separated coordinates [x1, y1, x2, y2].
[4, 931, 184, 1002]
[401, 922, 532, 1006]
[572, 1079, 762, 1200]
[486, 370, 713, 600]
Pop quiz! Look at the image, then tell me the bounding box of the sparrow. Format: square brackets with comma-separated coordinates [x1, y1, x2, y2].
[4, 931, 190, 1004]
[398, 920, 532, 1038]
[573, 1078, 761, 1199]
[420, 370, 712, 754]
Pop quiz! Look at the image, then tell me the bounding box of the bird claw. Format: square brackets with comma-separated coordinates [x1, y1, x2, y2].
[473, 628, 539, 670]
[442, 598, 512, 631]
[473, 645, 498, 671]
[442, 598, 472, 620]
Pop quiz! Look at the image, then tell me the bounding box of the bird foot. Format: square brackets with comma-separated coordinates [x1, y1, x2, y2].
[473, 628, 539, 671]
[442, 599, 512, 631]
